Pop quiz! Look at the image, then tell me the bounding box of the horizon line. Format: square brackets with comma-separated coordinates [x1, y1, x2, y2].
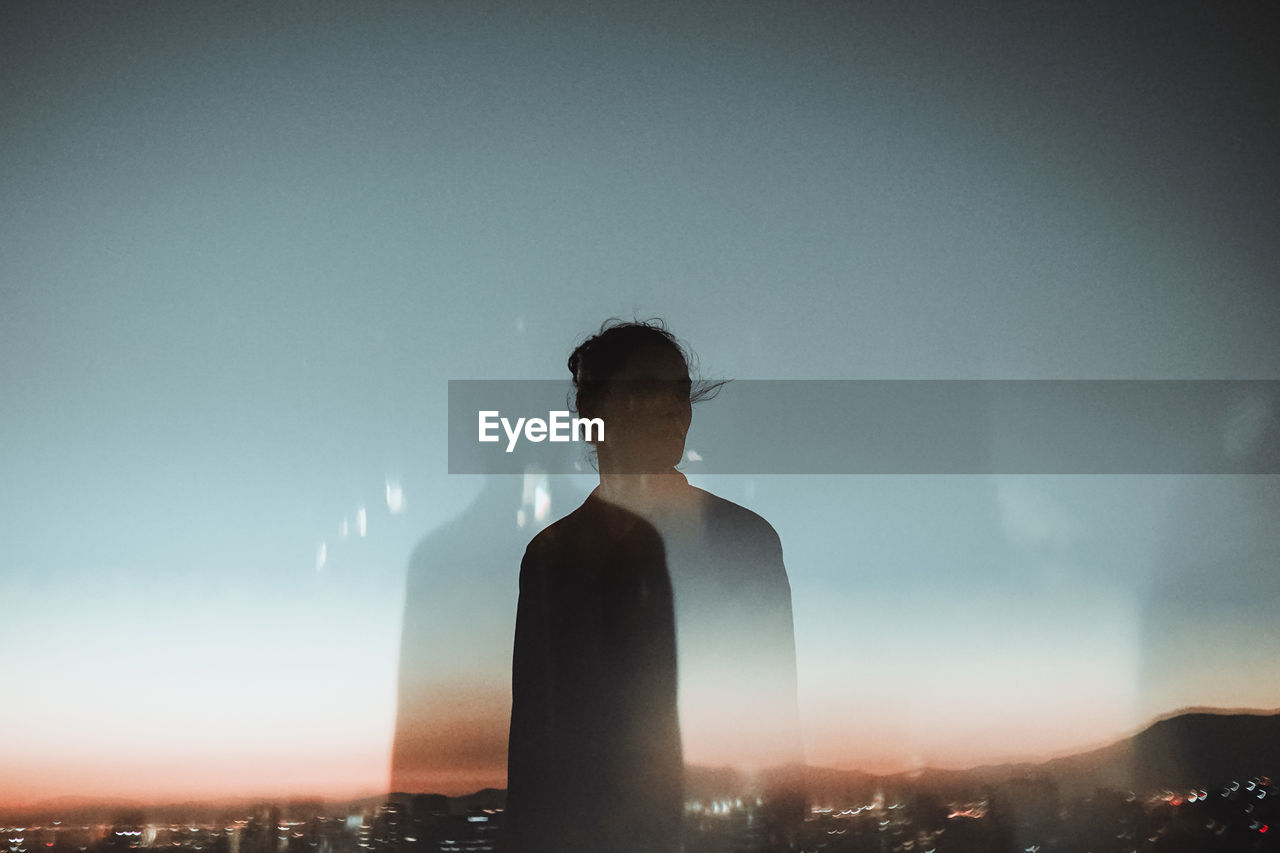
[6, 705, 1277, 816]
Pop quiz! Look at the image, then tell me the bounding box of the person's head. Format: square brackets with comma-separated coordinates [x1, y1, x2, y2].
[568, 320, 720, 473]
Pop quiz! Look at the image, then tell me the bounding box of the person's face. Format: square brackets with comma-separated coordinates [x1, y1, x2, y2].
[593, 344, 692, 473]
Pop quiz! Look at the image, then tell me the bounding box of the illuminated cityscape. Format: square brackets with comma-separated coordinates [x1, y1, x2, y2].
[5, 776, 1275, 853]
[5, 712, 1276, 853]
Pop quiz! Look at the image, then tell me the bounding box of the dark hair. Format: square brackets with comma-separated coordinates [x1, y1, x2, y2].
[567, 319, 726, 419]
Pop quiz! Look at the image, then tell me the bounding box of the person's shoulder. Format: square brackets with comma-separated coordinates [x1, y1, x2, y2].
[523, 502, 581, 555]
[690, 486, 782, 549]
[520, 493, 610, 565]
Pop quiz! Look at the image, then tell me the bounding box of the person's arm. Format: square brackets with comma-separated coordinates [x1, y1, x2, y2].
[757, 526, 808, 846]
[502, 541, 554, 852]
[754, 523, 805, 764]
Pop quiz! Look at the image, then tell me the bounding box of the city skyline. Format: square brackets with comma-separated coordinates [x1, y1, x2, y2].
[4, 710, 1277, 853]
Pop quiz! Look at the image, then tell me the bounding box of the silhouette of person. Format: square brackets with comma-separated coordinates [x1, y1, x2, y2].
[390, 473, 585, 798]
[502, 321, 803, 853]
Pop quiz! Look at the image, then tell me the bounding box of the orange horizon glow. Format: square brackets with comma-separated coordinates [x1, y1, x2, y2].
[6, 704, 1278, 813]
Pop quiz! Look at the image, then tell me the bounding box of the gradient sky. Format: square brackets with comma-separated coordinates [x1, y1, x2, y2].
[2, 0, 1279, 807]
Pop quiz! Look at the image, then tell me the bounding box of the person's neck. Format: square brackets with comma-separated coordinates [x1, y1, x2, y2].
[595, 468, 688, 517]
